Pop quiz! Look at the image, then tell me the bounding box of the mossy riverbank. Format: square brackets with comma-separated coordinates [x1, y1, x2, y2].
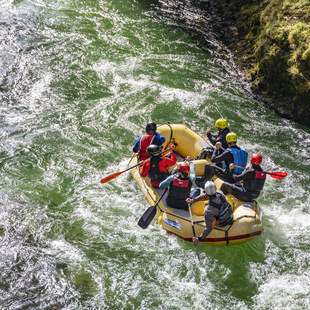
[200, 0, 310, 125]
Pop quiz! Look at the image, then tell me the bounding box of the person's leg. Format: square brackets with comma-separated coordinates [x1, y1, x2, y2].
[221, 183, 251, 201]
[194, 164, 216, 188]
[221, 182, 233, 195]
[204, 164, 216, 180]
[212, 166, 234, 183]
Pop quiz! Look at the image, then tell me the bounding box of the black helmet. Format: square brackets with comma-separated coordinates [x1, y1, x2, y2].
[145, 122, 157, 133]
[147, 144, 161, 156]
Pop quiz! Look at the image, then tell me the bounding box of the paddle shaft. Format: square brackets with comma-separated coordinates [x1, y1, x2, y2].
[126, 146, 173, 172]
[120, 161, 141, 174]
[100, 161, 142, 184]
[155, 189, 168, 208]
[188, 203, 196, 238]
[234, 165, 287, 179]
[123, 146, 174, 172]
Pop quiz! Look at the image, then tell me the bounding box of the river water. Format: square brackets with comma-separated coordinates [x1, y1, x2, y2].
[0, 0, 309, 309]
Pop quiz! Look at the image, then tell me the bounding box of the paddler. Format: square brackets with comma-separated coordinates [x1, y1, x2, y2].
[139, 144, 177, 188]
[133, 122, 165, 161]
[204, 132, 248, 183]
[159, 161, 195, 210]
[220, 153, 266, 201]
[197, 118, 230, 159]
[187, 181, 233, 244]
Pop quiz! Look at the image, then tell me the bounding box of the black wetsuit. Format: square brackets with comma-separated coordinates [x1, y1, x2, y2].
[203, 146, 240, 183]
[221, 165, 266, 201]
[206, 127, 230, 149]
[197, 128, 230, 160]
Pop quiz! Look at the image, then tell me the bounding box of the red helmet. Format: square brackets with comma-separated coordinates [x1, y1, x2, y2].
[251, 153, 263, 165]
[178, 162, 190, 175]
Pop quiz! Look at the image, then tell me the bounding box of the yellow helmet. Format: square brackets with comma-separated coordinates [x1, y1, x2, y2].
[226, 132, 237, 143]
[215, 118, 228, 129]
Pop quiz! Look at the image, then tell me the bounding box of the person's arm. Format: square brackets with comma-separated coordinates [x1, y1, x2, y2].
[232, 169, 252, 182]
[198, 209, 217, 240]
[211, 149, 230, 164]
[220, 129, 229, 149]
[132, 137, 140, 153]
[189, 175, 198, 188]
[163, 151, 177, 167]
[206, 132, 217, 145]
[159, 175, 174, 189]
[139, 160, 150, 177]
[191, 193, 208, 203]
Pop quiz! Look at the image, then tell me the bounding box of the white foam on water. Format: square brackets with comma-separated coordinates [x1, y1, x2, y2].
[254, 273, 310, 310]
[93, 55, 214, 115]
[1, 1, 310, 309]
[46, 239, 84, 264]
[0, 0, 14, 13]
[20, 72, 53, 112]
[277, 208, 310, 228]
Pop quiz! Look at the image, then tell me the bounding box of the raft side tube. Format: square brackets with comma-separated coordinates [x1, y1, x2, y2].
[158, 124, 206, 159]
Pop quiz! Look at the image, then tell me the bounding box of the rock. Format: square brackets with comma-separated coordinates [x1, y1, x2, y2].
[198, 0, 310, 125]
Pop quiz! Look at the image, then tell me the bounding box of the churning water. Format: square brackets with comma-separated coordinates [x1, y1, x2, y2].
[0, 0, 309, 309]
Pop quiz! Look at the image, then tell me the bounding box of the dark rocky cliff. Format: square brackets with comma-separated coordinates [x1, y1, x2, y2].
[200, 0, 310, 126]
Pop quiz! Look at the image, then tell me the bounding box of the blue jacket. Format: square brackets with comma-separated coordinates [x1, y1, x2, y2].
[227, 147, 248, 174]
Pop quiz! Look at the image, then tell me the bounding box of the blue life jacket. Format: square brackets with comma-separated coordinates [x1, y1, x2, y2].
[227, 147, 248, 174]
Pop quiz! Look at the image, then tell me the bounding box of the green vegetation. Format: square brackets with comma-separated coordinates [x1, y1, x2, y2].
[205, 0, 310, 124]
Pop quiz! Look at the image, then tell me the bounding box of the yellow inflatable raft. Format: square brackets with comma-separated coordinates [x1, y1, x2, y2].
[131, 124, 263, 246]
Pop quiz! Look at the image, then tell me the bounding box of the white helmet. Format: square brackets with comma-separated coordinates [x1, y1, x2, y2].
[204, 181, 216, 196]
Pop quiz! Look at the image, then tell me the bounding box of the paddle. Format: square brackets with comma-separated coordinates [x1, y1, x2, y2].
[232, 164, 288, 180]
[137, 189, 168, 229]
[264, 171, 288, 180]
[188, 203, 197, 242]
[137, 204, 157, 229]
[100, 146, 175, 185]
[100, 161, 142, 184]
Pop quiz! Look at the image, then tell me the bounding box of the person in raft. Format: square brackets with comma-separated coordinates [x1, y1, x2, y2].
[220, 153, 266, 202]
[187, 181, 233, 244]
[133, 122, 165, 161]
[159, 161, 196, 210]
[196, 118, 230, 160]
[204, 132, 248, 183]
[139, 144, 177, 188]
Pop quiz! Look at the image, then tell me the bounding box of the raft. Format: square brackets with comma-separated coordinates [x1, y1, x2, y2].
[131, 124, 263, 246]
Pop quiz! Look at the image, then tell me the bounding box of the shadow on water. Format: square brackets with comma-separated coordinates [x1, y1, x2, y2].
[181, 236, 266, 303]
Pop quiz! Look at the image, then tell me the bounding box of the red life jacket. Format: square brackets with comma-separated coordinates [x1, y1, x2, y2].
[138, 134, 155, 160]
[166, 174, 192, 209]
[245, 169, 266, 194]
[255, 171, 266, 180]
